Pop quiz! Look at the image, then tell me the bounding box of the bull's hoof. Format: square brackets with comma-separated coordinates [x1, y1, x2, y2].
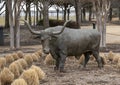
[59, 67, 66, 73]
[75, 56, 80, 60]
[54, 66, 59, 71]
[60, 69, 67, 73]
[98, 65, 103, 69]
[79, 65, 89, 71]
[79, 65, 86, 69]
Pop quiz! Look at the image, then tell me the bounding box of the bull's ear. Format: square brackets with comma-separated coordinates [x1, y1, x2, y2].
[34, 35, 41, 39]
[50, 35, 57, 40]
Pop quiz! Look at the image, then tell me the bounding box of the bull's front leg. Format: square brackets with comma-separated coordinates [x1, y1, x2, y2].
[50, 49, 60, 71]
[59, 51, 67, 72]
[54, 57, 60, 71]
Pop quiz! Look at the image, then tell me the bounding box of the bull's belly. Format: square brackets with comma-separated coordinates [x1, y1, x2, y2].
[67, 48, 88, 56]
[66, 41, 94, 56]
[67, 52, 82, 56]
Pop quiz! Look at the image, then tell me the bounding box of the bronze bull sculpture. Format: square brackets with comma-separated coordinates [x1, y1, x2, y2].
[21, 20, 103, 72]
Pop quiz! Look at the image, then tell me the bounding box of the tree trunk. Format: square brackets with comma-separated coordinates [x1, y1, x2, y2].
[75, 0, 81, 28]
[67, 8, 70, 20]
[102, 14, 107, 47]
[33, 4, 36, 26]
[7, 0, 15, 49]
[5, 1, 9, 28]
[108, 8, 112, 21]
[36, 2, 39, 24]
[96, 13, 104, 47]
[89, 7, 92, 21]
[14, 0, 21, 49]
[28, 1, 31, 25]
[56, 8, 59, 20]
[81, 8, 83, 22]
[39, 11, 42, 20]
[83, 8, 86, 21]
[43, 1, 49, 28]
[94, 0, 110, 47]
[64, 6, 67, 21]
[119, 7, 120, 21]
[14, 3, 17, 48]
[25, 3, 28, 21]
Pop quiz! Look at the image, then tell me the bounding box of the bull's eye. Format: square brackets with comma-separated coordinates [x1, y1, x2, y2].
[41, 38, 44, 43]
[49, 37, 52, 40]
[41, 39, 44, 43]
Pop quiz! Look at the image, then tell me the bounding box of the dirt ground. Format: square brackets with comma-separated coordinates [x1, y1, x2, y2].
[0, 24, 120, 85]
[39, 56, 120, 85]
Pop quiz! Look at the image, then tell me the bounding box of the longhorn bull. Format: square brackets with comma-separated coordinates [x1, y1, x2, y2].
[21, 20, 103, 72]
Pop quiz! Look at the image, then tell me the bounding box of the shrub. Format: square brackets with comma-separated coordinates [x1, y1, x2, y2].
[17, 59, 28, 69]
[9, 62, 20, 78]
[0, 67, 14, 85]
[37, 19, 78, 28]
[11, 78, 27, 85]
[0, 57, 6, 70]
[31, 65, 46, 80]
[20, 69, 39, 85]
[23, 54, 33, 66]
[5, 54, 14, 64]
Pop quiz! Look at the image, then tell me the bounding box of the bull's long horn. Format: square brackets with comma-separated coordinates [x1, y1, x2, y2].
[52, 20, 71, 35]
[20, 19, 41, 35]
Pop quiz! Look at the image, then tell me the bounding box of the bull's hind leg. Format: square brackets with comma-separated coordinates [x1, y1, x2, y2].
[82, 52, 90, 68]
[92, 51, 103, 68]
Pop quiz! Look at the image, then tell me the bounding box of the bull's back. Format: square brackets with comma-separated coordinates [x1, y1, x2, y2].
[59, 28, 100, 56]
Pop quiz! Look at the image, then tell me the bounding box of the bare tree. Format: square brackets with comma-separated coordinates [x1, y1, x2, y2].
[7, 0, 14, 49]
[35, 0, 39, 24]
[75, 0, 81, 28]
[43, 0, 49, 28]
[5, 1, 9, 28]
[53, 5, 60, 20]
[14, 0, 23, 49]
[93, 0, 111, 47]
[7, 0, 23, 49]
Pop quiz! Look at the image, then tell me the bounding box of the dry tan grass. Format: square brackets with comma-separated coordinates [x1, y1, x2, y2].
[101, 56, 107, 65]
[14, 61, 23, 74]
[112, 54, 120, 64]
[9, 62, 20, 78]
[17, 59, 28, 69]
[30, 65, 46, 80]
[117, 56, 120, 68]
[20, 69, 39, 85]
[17, 51, 24, 58]
[31, 53, 39, 62]
[23, 54, 33, 66]
[78, 55, 85, 65]
[108, 51, 115, 62]
[11, 78, 27, 85]
[5, 54, 14, 65]
[36, 50, 42, 56]
[0, 67, 14, 85]
[12, 53, 19, 60]
[0, 57, 6, 70]
[44, 54, 55, 65]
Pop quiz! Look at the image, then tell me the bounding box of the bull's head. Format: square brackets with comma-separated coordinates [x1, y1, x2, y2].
[20, 20, 70, 54]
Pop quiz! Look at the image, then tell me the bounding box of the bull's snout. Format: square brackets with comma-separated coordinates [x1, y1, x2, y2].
[43, 49, 49, 54]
